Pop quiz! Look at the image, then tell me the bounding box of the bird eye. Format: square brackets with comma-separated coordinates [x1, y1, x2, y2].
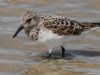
[26, 18, 32, 23]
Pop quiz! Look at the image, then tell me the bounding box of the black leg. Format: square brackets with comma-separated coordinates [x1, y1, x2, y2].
[48, 49, 52, 57]
[49, 53, 51, 57]
[61, 46, 65, 57]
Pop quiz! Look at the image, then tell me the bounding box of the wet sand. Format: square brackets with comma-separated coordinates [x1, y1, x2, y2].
[0, 0, 100, 75]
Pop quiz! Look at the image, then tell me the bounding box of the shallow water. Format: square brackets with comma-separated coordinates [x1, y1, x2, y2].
[0, 0, 100, 75]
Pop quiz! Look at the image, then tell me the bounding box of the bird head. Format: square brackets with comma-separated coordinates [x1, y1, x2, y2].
[13, 10, 40, 38]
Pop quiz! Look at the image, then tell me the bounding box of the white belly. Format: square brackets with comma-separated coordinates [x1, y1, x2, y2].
[38, 28, 78, 49]
[38, 28, 64, 41]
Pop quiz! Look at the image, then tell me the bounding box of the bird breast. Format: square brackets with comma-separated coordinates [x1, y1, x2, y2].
[38, 27, 64, 42]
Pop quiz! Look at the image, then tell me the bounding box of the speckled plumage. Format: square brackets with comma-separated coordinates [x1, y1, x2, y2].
[20, 10, 99, 40]
[13, 10, 100, 57]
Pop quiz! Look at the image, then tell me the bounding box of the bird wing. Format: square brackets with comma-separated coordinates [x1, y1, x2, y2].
[41, 17, 84, 35]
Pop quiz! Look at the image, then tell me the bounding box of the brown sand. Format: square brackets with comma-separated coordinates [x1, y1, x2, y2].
[0, 7, 24, 16]
[7, 0, 59, 4]
[0, 63, 26, 73]
[24, 59, 92, 75]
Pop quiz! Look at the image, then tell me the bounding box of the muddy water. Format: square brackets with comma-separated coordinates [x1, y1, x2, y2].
[0, 0, 100, 75]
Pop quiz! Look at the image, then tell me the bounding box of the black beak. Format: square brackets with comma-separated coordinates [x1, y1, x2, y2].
[13, 25, 24, 38]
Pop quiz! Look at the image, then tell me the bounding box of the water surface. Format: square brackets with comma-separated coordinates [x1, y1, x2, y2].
[0, 0, 100, 75]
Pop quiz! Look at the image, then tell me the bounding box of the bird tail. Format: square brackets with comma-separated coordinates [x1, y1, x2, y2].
[92, 22, 100, 27]
[81, 22, 100, 29]
[80, 22, 100, 36]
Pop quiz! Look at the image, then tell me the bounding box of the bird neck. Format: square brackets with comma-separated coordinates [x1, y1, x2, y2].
[24, 26, 33, 37]
[24, 26, 40, 38]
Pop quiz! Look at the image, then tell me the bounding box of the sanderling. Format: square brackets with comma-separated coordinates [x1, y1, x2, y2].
[13, 10, 100, 57]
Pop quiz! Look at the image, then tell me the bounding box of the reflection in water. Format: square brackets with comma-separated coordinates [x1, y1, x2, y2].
[0, 0, 100, 75]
